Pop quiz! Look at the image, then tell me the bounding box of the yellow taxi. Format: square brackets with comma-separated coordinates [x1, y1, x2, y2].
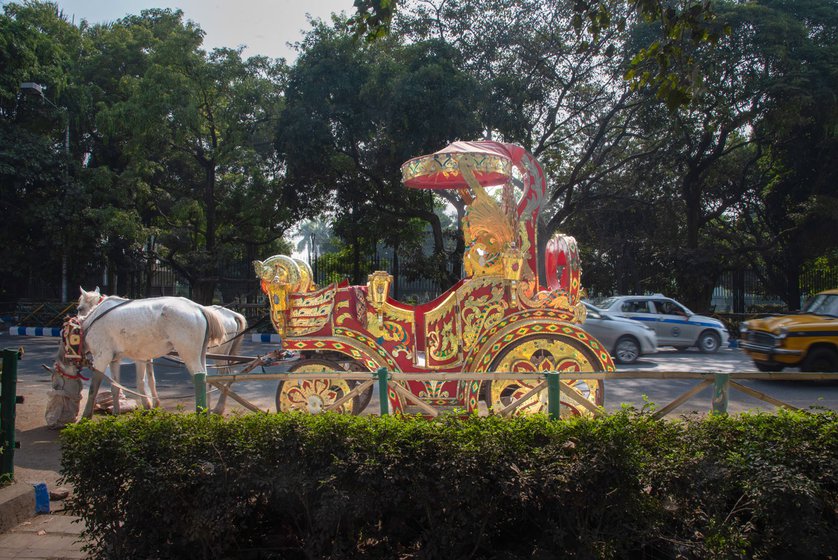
[740, 289, 838, 372]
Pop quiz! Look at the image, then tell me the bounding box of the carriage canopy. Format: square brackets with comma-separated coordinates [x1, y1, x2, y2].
[400, 140, 516, 189]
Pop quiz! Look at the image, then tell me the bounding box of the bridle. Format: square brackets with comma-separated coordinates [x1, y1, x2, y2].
[56, 296, 130, 380]
[53, 357, 90, 381]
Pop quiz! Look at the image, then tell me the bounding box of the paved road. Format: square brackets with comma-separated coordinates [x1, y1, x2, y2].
[610, 347, 838, 415]
[3, 334, 837, 417]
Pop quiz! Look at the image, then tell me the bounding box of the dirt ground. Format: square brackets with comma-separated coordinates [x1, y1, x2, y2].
[11, 377, 65, 490]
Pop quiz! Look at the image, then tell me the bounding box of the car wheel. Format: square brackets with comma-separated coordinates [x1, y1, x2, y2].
[614, 336, 641, 364]
[755, 362, 783, 372]
[698, 330, 721, 353]
[801, 348, 838, 372]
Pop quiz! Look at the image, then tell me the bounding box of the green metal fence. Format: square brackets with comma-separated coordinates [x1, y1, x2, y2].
[1, 348, 23, 482]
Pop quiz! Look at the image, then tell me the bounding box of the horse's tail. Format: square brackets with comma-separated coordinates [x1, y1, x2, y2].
[200, 305, 227, 350]
[228, 311, 248, 356]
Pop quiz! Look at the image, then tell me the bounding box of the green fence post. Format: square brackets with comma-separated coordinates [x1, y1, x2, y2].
[711, 373, 729, 415]
[376, 367, 389, 416]
[1, 349, 21, 481]
[194, 371, 208, 413]
[546, 370, 561, 420]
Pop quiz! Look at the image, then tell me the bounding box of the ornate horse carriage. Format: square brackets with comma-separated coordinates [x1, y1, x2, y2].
[254, 141, 615, 417]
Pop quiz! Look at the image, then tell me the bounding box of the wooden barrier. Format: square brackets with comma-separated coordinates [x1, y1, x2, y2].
[201, 369, 838, 418]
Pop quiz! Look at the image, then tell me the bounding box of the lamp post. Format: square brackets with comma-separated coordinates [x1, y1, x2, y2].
[20, 82, 70, 302]
[310, 233, 317, 283]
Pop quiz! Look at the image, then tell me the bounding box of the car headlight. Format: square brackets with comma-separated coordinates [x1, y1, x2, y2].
[773, 326, 788, 344]
[739, 322, 748, 334]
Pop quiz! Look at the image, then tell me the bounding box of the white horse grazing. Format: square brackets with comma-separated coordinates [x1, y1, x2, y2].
[56, 287, 226, 419]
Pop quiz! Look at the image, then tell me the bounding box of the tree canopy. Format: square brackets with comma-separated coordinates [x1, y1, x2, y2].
[1, 0, 835, 310]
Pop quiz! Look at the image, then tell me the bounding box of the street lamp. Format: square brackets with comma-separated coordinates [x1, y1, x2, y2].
[20, 82, 70, 302]
[310, 233, 317, 282]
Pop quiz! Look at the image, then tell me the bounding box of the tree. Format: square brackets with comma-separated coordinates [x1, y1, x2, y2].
[0, 1, 83, 300]
[276, 21, 484, 286]
[294, 218, 340, 261]
[91, 10, 289, 303]
[398, 0, 670, 286]
[729, 0, 838, 309]
[351, 0, 726, 108]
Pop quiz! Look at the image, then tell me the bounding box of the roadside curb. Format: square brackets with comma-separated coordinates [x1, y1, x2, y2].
[251, 333, 281, 343]
[0, 483, 35, 533]
[9, 328, 281, 343]
[7, 327, 61, 337]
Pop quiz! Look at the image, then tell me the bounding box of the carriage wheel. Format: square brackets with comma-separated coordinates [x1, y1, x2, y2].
[487, 334, 606, 418]
[343, 360, 374, 413]
[277, 358, 356, 414]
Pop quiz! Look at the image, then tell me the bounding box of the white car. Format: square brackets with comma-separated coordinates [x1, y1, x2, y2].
[595, 294, 729, 353]
[581, 301, 658, 364]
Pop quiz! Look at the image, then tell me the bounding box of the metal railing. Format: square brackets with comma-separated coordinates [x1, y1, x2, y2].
[196, 369, 838, 419]
[1, 348, 24, 482]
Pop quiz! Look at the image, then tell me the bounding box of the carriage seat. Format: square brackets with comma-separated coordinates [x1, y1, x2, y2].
[414, 279, 466, 368]
[286, 283, 338, 336]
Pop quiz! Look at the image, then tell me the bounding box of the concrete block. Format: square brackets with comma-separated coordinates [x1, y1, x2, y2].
[0, 484, 35, 533]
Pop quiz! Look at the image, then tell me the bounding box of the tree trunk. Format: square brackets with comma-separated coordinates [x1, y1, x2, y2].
[192, 279, 216, 305]
[392, 242, 400, 300]
[205, 163, 216, 252]
[352, 239, 361, 285]
[537, 219, 549, 288]
[676, 171, 717, 312]
[784, 261, 802, 311]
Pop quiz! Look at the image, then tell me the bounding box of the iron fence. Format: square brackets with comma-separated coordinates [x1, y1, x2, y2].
[713, 269, 838, 313]
[6, 254, 835, 327]
[311, 254, 458, 304]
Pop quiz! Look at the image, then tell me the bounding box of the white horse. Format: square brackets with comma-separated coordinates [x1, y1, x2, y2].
[133, 305, 248, 414]
[55, 287, 226, 419]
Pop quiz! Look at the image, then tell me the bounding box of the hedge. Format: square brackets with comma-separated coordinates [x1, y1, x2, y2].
[60, 409, 838, 559]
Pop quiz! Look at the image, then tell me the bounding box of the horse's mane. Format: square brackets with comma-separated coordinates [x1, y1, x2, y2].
[80, 296, 128, 325]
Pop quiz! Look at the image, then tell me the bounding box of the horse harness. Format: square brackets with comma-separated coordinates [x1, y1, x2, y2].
[57, 298, 131, 379]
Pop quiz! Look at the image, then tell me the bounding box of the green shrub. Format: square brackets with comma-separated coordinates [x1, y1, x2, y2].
[60, 409, 838, 559]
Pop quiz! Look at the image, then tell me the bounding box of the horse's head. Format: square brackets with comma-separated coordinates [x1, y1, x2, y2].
[77, 286, 103, 317]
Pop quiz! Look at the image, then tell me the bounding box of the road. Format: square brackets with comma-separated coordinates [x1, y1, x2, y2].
[611, 347, 837, 415]
[3, 334, 837, 419]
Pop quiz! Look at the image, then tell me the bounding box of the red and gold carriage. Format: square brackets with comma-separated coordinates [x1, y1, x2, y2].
[254, 141, 615, 417]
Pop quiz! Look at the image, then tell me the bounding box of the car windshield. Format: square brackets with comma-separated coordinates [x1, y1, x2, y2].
[804, 293, 838, 317]
[675, 301, 694, 316]
[582, 301, 603, 319]
[597, 297, 619, 309]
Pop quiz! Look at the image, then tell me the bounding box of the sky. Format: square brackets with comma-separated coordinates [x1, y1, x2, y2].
[46, 0, 354, 61]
